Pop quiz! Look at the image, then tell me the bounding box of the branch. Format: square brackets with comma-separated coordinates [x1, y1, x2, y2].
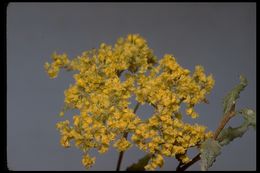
[176, 154, 201, 171]
[176, 104, 236, 171]
[213, 104, 236, 140]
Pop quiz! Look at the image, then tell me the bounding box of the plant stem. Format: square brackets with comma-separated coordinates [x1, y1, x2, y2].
[176, 154, 201, 171]
[176, 161, 184, 170]
[133, 102, 141, 114]
[116, 132, 128, 171]
[176, 104, 236, 171]
[213, 104, 236, 140]
[116, 102, 140, 171]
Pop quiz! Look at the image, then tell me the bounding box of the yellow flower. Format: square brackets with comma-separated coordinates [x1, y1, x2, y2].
[60, 135, 71, 148]
[73, 115, 80, 127]
[82, 154, 96, 169]
[70, 129, 83, 140]
[145, 154, 164, 170]
[179, 154, 191, 164]
[98, 145, 109, 154]
[113, 138, 132, 152]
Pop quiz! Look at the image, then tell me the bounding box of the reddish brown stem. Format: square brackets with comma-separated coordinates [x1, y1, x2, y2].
[213, 104, 236, 140]
[176, 104, 236, 171]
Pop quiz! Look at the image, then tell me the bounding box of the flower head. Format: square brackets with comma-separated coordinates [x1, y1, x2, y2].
[45, 34, 214, 170]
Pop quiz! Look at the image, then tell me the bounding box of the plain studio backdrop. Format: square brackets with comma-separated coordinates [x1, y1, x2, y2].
[7, 3, 256, 171]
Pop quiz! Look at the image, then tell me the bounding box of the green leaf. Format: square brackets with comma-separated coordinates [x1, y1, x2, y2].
[126, 154, 152, 171]
[200, 138, 221, 171]
[223, 75, 248, 114]
[217, 124, 247, 146]
[217, 108, 256, 146]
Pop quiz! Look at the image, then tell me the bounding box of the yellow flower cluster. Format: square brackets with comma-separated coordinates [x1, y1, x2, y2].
[113, 137, 132, 152]
[135, 54, 214, 119]
[145, 154, 164, 170]
[131, 114, 213, 170]
[44, 52, 70, 78]
[82, 154, 96, 169]
[131, 53, 214, 170]
[45, 34, 214, 170]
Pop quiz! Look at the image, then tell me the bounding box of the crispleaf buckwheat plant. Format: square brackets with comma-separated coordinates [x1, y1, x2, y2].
[44, 34, 255, 171]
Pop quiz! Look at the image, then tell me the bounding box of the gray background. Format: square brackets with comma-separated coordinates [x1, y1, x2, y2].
[7, 3, 256, 171]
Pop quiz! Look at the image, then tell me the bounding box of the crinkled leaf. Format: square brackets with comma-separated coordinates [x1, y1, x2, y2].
[223, 75, 247, 114]
[217, 108, 256, 146]
[240, 108, 256, 129]
[126, 154, 152, 171]
[200, 138, 221, 171]
[217, 124, 247, 146]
